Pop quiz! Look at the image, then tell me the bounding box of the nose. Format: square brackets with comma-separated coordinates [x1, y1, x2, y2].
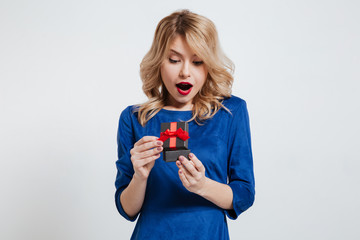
[179, 62, 190, 78]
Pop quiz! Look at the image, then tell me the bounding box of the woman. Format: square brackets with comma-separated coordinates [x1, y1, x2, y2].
[115, 9, 255, 239]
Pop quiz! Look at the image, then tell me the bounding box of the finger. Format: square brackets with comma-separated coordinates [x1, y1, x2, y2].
[176, 160, 181, 169]
[176, 160, 191, 176]
[131, 145, 162, 163]
[135, 140, 162, 153]
[188, 153, 205, 172]
[142, 153, 161, 165]
[138, 146, 163, 159]
[133, 153, 161, 168]
[178, 168, 190, 187]
[179, 156, 198, 177]
[134, 136, 159, 147]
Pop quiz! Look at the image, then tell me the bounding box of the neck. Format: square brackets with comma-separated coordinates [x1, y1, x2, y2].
[163, 100, 193, 111]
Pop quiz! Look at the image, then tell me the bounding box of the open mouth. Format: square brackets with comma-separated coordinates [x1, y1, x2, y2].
[176, 82, 193, 95]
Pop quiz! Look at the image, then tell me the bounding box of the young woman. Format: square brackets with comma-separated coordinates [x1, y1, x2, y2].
[115, 10, 255, 239]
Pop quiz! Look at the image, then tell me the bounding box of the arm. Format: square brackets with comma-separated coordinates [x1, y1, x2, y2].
[120, 137, 163, 218]
[115, 107, 163, 220]
[225, 100, 255, 218]
[120, 171, 148, 218]
[176, 100, 255, 217]
[197, 176, 233, 210]
[177, 154, 234, 210]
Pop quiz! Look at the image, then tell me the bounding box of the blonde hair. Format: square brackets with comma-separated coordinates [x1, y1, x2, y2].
[136, 9, 234, 126]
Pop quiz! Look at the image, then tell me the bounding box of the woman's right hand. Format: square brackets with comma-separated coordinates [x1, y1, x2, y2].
[130, 136, 163, 180]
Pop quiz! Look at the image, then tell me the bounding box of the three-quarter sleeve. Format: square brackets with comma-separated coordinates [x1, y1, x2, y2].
[225, 100, 255, 219]
[114, 106, 138, 221]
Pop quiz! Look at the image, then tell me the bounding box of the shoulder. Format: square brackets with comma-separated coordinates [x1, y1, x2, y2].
[208, 95, 248, 127]
[120, 105, 139, 119]
[222, 95, 248, 114]
[118, 105, 141, 127]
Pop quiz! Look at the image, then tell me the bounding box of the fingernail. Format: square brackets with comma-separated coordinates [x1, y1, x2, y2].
[189, 153, 194, 158]
[157, 147, 162, 151]
[157, 141, 162, 145]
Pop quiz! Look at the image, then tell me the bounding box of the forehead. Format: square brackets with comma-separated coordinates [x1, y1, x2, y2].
[168, 35, 197, 57]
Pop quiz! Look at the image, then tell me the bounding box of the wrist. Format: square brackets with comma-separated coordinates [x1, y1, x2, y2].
[196, 177, 211, 197]
[133, 172, 149, 183]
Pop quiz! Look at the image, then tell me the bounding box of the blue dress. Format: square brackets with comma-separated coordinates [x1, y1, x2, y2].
[115, 96, 255, 240]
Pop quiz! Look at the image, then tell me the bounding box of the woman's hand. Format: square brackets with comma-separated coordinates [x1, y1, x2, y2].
[176, 153, 208, 195]
[176, 153, 234, 210]
[130, 136, 163, 181]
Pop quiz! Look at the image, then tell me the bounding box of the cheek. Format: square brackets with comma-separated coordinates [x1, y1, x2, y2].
[160, 67, 171, 85]
[194, 68, 208, 86]
[161, 64, 177, 82]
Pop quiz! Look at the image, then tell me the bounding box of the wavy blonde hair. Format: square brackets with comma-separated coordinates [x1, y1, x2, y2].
[136, 9, 234, 126]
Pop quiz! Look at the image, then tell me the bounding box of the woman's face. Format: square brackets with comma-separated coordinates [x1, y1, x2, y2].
[160, 35, 208, 110]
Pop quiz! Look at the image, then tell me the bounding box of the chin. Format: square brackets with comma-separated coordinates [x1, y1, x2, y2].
[171, 95, 191, 106]
[177, 94, 194, 102]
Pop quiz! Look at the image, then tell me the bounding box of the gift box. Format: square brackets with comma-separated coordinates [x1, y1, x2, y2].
[158, 121, 190, 162]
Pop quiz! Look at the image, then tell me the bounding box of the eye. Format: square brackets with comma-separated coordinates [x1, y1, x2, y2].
[193, 61, 204, 66]
[169, 58, 180, 63]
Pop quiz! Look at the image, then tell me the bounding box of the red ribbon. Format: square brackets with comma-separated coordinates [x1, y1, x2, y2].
[158, 128, 190, 143]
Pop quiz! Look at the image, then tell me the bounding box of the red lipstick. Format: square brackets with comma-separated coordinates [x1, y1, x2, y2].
[176, 82, 193, 95]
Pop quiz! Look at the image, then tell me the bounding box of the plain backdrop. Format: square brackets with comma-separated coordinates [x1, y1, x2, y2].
[1, 0, 359, 239]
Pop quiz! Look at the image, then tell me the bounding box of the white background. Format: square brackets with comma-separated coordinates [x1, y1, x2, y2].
[1, 0, 359, 239]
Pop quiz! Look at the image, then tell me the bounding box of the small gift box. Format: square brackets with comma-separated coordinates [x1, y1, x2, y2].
[158, 121, 190, 162]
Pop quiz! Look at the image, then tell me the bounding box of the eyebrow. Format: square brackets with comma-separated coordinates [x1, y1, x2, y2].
[170, 49, 197, 57]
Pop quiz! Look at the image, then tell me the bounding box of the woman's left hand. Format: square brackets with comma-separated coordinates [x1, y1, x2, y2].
[176, 153, 208, 195]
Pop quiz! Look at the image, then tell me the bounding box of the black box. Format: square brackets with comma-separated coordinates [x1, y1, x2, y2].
[159, 122, 190, 162]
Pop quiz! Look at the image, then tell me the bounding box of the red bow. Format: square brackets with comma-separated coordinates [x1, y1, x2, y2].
[158, 128, 190, 142]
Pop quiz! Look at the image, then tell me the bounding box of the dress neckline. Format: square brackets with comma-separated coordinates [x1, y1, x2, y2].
[160, 108, 192, 113]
